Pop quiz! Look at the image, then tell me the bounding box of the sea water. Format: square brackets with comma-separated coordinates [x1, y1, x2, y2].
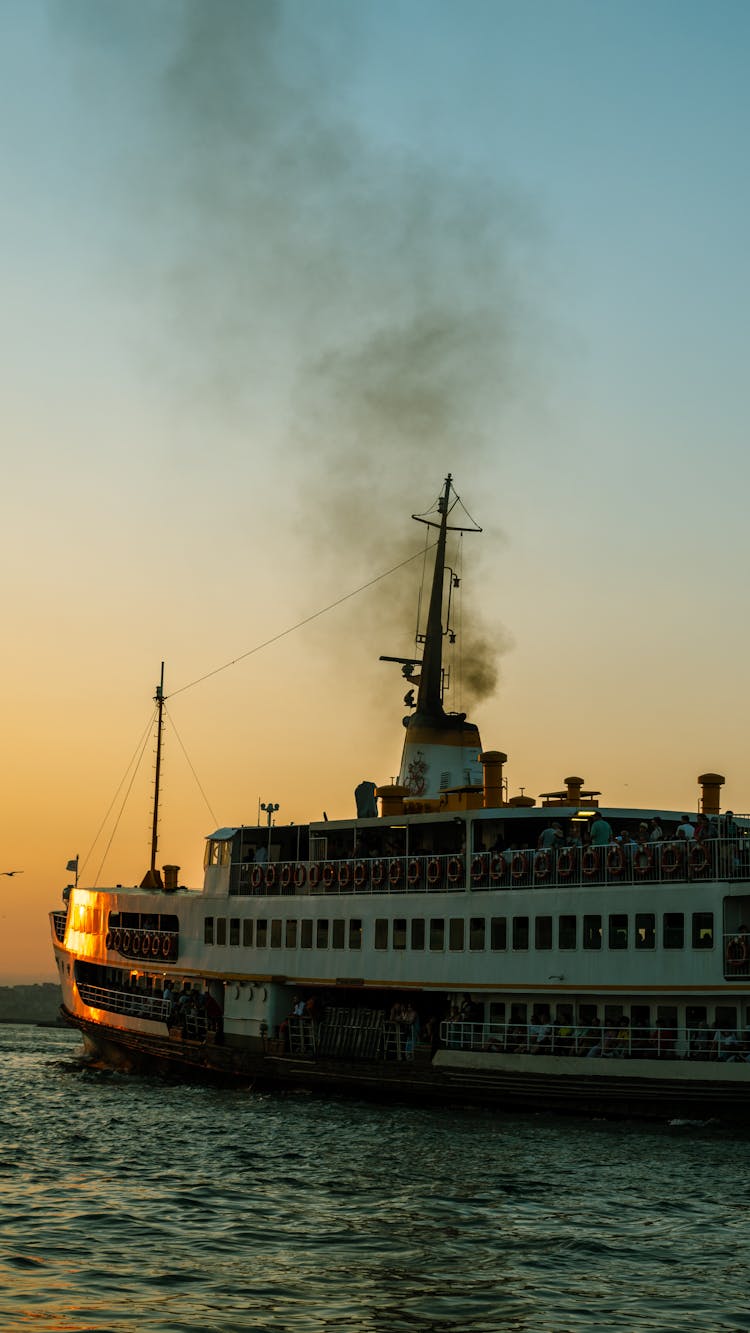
[1, 1023, 749, 1332]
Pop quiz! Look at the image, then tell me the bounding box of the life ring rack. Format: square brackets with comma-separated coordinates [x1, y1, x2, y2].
[581, 847, 600, 878]
[726, 935, 748, 969]
[534, 850, 552, 881]
[556, 848, 575, 879]
[661, 842, 683, 876]
[689, 842, 709, 875]
[606, 844, 624, 876]
[510, 852, 527, 881]
[633, 843, 654, 876]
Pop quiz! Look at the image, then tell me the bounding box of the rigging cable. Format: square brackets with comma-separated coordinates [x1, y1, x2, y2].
[79, 707, 157, 883]
[92, 707, 159, 887]
[168, 543, 435, 700]
[164, 705, 219, 827]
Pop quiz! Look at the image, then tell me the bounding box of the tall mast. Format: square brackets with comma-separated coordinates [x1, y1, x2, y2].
[414, 473, 452, 721]
[147, 663, 163, 885]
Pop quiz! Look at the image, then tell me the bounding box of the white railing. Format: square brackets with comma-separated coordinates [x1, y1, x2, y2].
[231, 837, 750, 897]
[439, 1019, 750, 1063]
[77, 981, 170, 1022]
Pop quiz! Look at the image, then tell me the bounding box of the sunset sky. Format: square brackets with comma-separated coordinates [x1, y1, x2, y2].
[2, 0, 749, 981]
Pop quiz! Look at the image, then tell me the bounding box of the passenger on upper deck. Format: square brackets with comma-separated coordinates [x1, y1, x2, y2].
[538, 822, 564, 851]
[677, 817, 695, 840]
[649, 818, 663, 842]
[590, 811, 613, 847]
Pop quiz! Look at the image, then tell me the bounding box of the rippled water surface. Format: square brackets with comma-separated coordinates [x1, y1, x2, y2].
[1, 1024, 750, 1331]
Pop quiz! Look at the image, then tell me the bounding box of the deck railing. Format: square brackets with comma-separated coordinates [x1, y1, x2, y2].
[76, 981, 170, 1023]
[231, 837, 750, 897]
[51, 910, 67, 943]
[439, 1019, 750, 1063]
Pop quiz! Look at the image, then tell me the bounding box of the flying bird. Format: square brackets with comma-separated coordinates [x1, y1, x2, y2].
[1, 870, 24, 876]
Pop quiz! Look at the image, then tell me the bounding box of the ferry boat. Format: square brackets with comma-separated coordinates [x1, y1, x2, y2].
[51, 476, 750, 1120]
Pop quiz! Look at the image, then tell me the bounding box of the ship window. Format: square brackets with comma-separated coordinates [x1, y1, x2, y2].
[692, 912, 713, 948]
[535, 916, 552, 950]
[375, 919, 389, 950]
[316, 919, 329, 949]
[271, 919, 282, 948]
[559, 915, 576, 950]
[349, 919, 362, 950]
[663, 913, 684, 949]
[489, 1001, 505, 1024]
[512, 916, 529, 950]
[449, 919, 464, 951]
[469, 918, 485, 951]
[715, 1005, 737, 1028]
[285, 919, 297, 948]
[490, 917, 507, 950]
[429, 919, 445, 951]
[229, 918, 240, 946]
[332, 919, 345, 949]
[301, 920, 313, 948]
[582, 915, 601, 950]
[608, 915, 628, 950]
[216, 918, 227, 947]
[578, 1003, 598, 1023]
[393, 919, 407, 950]
[510, 1002, 527, 1025]
[243, 919, 253, 947]
[635, 913, 655, 949]
[256, 919, 268, 948]
[204, 917, 214, 945]
[407, 922, 426, 954]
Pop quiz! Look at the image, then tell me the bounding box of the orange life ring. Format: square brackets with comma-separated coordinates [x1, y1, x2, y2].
[426, 857, 441, 885]
[132, 931, 142, 955]
[150, 934, 161, 957]
[138, 932, 149, 956]
[264, 863, 276, 889]
[353, 861, 367, 888]
[633, 842, 653, 876]
[447, 855, 463, 883]
[338, 861, 351, 888]
[308, 863, 321, 888]
[389, 858, 402, 886]
[471, 854, 486, 881]
[371, 859, 384, 887]
[121, 930, 132, 954]
[689, 842, 708, 874]
[581, 847, 600, 878]
[294, 863, 307, 888]
[407, 858, 420, 885]
[280, 864, 292, 889]
[534, 850, 551, 880]
[113, 928, 122, 952]
[510, 852, 527, 881]
[250, 865, 264, 889]
[606, 844, 624, 876]
[105, 930, 114, 950]
[557, 848, 575, 879]
[661, 842, 683, 876]
[323, 863, 335, 888]
[162, 934, 172, 959]
[726, 936, 748, 967]
[490, 854, 506, 882]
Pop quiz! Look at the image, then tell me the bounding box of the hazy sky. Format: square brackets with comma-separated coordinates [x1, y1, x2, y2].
[2, 0, 749, 980]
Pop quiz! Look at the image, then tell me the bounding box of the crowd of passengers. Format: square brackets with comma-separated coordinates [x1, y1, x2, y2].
[470, 1009, 750, 1062]
[496, 810, 741, 856]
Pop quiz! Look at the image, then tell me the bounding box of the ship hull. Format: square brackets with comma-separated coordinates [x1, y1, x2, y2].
[62, 1006, 749, 1124]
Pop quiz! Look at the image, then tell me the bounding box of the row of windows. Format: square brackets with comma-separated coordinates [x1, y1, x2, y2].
[203, 911, 715, 952]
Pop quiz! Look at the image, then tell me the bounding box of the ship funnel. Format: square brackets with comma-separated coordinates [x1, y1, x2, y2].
[698, 772, 725, 816]
[480, 751, 507, 808]
[163, 864, 180, 893]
